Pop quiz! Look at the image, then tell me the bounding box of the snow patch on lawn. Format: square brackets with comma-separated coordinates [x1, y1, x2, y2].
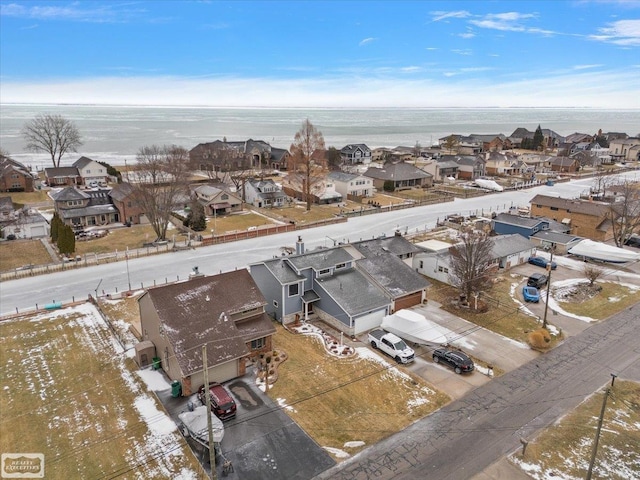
[276, 397, 297, 413]
[344, 441, 365, 448]
[323, 446, 350, 458]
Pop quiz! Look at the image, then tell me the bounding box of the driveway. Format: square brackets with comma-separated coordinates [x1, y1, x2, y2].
[156, 373, 335, 479]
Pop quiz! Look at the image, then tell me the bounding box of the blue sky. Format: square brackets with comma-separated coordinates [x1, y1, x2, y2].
[1, 0, 639, 108]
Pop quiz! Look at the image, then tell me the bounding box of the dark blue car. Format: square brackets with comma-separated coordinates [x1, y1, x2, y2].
[528, 256, 557, 270]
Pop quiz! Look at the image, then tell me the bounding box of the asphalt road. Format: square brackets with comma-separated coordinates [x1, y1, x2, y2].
[4, 172, 639, 315]
[314, 303, 640, 480]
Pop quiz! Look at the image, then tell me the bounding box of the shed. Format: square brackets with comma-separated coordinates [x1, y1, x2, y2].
[135, 340, 156, 368]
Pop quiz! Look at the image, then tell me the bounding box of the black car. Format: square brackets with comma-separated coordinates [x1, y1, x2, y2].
[432, 348, 475, 374]
[624, 235, 640, 248]
[527, 273, 548, 288]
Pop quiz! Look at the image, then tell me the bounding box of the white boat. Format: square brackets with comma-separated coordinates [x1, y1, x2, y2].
[381, 309, 455, 346]
[568, 239, 640, 263]
[178, 405, 224, 446]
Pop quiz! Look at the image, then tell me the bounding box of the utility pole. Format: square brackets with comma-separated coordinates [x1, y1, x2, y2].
[542, 245, 555, 329]
[202, 345, 217, 480]
[586, 374, 617, 480]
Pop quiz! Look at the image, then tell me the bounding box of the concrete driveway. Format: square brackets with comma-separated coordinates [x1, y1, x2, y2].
[391, 302, 540, 401]
[156, 373, 335, 479]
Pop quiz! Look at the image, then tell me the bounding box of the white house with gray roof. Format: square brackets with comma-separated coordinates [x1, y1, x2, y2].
[327, 171, 373, 199]
[340, 144, 372, 165]
[244, 178, 288, 208]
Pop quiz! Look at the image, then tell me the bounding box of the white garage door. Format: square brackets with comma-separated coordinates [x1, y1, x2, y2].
[30, 225, 46, 237]
[354, 309, 386, 335]
[211, 360, 238, 383]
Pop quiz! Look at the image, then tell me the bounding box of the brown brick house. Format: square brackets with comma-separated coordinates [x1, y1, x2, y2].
[529, 194, 612, 241]
[0, 155, 34, 193]
[138, 269, 276, 396]
[109, 182, 146, 225]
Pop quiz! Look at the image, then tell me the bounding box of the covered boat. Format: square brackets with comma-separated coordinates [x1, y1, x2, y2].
[381, 309, 455, 346]
[568, 239, 640, 263]
[178, 405, 224, 446]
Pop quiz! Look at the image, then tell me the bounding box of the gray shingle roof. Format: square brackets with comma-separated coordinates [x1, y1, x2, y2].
[493, 213, 547, 228]
[52, 186, 90, 201]
[357, 255, 430, 298]
[491, 234, 535, 258]
[73, 156, 95, 169]
[287, 247, 355, 272]
[261, 258, 305, 284]
[352, 235, 423, 257]
[364, 162, 432, 181]
[530, 230, 583, 245]
[530, 194, 610, 217]
[315, 268, 389, 316]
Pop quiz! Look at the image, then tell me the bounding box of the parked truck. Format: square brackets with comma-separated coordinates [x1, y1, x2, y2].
[368, 329, 415, 364]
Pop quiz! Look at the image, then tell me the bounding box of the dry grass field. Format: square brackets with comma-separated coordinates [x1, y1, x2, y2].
[0, 239, 52, 270]
[5, 190, 53, 206]
[267, 324, 450, 460]
[510, 380, 640, 479]
[555, 281, 640, 320]
[427, 277, 545, 343]
[0, 304, 204, 479]
[206, 211, 276, 234]
[73, 224, 160, 255]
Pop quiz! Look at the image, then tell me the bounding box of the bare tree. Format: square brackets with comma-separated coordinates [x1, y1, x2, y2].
[583, 264, 603, 286]
[591, 166, 616, 198]
[22, 114, 83, 167]
[443, 135, 460, 154]
[289, 119, 326, 211]
[413, 141, 422, 159]
[609, 180, 640, 247]
[448, 231, 495, 302]
[130, 144, 191, 241]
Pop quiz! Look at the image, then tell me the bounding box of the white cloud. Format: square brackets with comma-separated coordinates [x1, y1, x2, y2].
[572, 64, 604, 70]
[470, 12, 537, 32]
[0, 2, 147, 23]
[359, 37, 376, 46]
[3, 69, 637, 108]
[400, 66, 422, 73]
[430, 10, 471, 22]
[458, 32, 475, 39]
[591, 19, 640, 46]
[451, 49, 473, 56]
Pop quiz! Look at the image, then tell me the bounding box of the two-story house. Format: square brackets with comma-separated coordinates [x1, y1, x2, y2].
[73, 156, 109, 186]
[0, 196, 49, 239]
[452, 155, 485, 180]
[193, 184, 243, 216]
[608, 137, 640, 163]
[327, 171, 373, 199]
[244, 178, 288, 208]
[52, 186, 119, 229]
[529, 194, 613, 242]
[340, 144, 372, 165]
[138, 269, 276, 396]
[249, 235, 429, 336]
[0, 155, 35, 193]
[109, 182, 146, 225]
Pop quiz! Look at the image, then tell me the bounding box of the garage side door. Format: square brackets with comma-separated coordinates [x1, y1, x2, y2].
[353, 309, 386, 335]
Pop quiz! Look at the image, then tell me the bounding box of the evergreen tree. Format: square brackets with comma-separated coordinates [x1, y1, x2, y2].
[533, 125, 545, 151]
[58, 224, 75, 255]
[190, 202, 206, 231]
[51, 212, 60, 242]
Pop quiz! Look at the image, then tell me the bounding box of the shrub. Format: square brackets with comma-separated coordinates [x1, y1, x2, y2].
[528, 328, 552, 349]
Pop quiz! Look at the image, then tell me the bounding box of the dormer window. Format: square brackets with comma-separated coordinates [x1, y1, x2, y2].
[318, 268, 330, 276]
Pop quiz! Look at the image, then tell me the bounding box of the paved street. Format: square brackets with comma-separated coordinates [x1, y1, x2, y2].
[314, 303, 640, 479]
[4, 172, 640, 316]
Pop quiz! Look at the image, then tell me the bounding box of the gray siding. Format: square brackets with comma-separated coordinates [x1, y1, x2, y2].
[249, 264, 284, 321]
[313, 282, 351, 329]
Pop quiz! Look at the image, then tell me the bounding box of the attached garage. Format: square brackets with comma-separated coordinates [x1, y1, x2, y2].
[353, 309, 387, 335]
[393, 291, 423, 312]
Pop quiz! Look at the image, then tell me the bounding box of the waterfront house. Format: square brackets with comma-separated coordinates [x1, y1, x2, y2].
[364, 162, 433, 190]
[244, 178, 288, 208]
[0, 155, 34, 193]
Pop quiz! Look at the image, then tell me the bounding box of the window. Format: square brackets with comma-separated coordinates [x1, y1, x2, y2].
[318, 268, 330, 276]
[251, 338, 265, 349]
[335, 263, 346, 270]
[273, 300, 278, 308]
[438, 266, 449, 274]
[419, 261, 424, 269]
[221, 194, 229, 200]
[288, 283, 299, 296]
[550, 206, 558, 211]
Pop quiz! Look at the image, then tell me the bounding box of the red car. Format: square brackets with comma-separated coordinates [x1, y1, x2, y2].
[197, 383, 237, 420]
